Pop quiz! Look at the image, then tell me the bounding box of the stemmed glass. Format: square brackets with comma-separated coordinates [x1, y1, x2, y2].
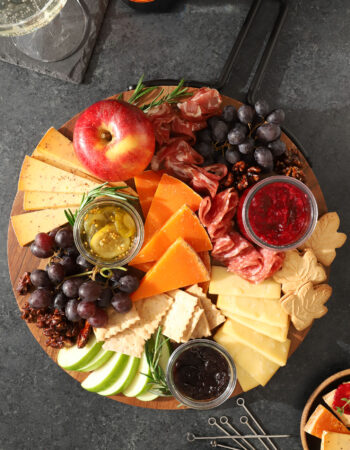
[0, 0, 89, 62]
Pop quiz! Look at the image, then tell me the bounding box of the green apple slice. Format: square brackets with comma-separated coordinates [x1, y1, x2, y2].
[81, 352, 129, 392]
[123, 351, 150, 397]
[57, 335, 103, 371]
[136, 391, 159, 402]
[98, 356, 140, 396]
[78, 348, 114, 372]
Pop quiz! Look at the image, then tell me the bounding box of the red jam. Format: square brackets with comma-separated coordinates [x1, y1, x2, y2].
[333, 383, 350, 415]
[247, 181, 311, 247]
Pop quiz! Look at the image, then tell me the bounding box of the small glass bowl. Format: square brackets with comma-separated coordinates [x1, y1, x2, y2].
[166, 339, 237, 410]
[73, 198, 144, 268]
[238, 175, 318, 251]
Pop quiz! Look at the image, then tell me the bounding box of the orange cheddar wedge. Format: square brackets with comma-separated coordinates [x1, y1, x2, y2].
[131, 262, 155, 272]
[131, 237, 210, 301]
[130, 205, 212, 265]
[304, 405, 350, 439]
[134, 170, 163, 218]
[143, 174, 202, 243]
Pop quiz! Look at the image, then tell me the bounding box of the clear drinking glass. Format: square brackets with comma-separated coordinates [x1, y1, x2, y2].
[0, 0, 89, 62]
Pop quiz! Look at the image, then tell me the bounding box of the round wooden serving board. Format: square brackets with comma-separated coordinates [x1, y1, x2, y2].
[300, 369, 350, 449]
[8, 87, 328, 409]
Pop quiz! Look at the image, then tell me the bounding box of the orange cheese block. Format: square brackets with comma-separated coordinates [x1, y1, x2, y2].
[131, 205, 212, 265]
[131, 237, 210, 301]
[143, 174, 202, 243]
[134, 170, 162, 218]
[131, 262, 155, 272]
[32, 127, 136, 195]
[304, 405, 350, 439]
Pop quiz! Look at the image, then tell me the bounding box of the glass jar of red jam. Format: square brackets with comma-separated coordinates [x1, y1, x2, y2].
[237, 176, 318, 251]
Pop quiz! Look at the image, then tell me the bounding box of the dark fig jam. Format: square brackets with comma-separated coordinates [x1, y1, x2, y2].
[172, 346, 230, 401]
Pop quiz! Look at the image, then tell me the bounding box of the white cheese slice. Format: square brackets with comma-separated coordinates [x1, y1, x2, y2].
[321, 431, 350, 449]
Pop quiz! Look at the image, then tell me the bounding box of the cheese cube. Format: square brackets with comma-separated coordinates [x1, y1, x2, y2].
[220, 319, 290, 366]
[209, 266, 281, 298]
[321, 431, 350, 449]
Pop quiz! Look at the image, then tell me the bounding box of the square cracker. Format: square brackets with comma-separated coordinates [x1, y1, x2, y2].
[181, 306, 204, 342]
[162, 290, 198, 343]
[102, 329, 145, 358]
[187, 284, 225, 330]
[94, 305, 140, 342]
[186, 286, 211, 338]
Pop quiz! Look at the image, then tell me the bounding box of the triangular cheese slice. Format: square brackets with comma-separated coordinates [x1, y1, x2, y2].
[131, 238, 210, 301]
[304, 405, 350, 439]
[18, 156, 100, 193]
[134, 170, 163, 218]
[33, 128, 136, 195]
[23, 191, 82, 211]
[11, 208, 68, 246]
[130, 205, 212, 265]
[143, 174, 202, 243]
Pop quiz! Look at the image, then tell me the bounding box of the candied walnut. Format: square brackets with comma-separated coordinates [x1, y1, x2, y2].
[16, 272, 32, 295]
[231, 161, 262, 191]
[276, 148, 305, 181]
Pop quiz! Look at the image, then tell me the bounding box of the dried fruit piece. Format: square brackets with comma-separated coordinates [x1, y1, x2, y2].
[300, 212, 347, 266]
[273, 249, 327, 293]
[16, 272, 32, 295]
[280, 282, 332, 331]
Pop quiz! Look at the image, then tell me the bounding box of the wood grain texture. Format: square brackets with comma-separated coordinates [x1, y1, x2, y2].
[8, 88, 328, 410]
[300, 369, 350, 450]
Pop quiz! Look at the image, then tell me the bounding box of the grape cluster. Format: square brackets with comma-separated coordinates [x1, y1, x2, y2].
[195, 100, 286, 173]
[26, 226, 139, 328]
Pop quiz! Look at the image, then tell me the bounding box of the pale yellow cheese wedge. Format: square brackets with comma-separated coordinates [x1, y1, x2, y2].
[214, 328, 280, 386]
[33, 127, 136, 194]
[323, 383, 350, 427]
[221, 310, 289, 343]
[235, 362, 260, 392]
[23, 191, 82, 211]
[321, 431, 350, 449]
[11, 208, 67, 246]
[209, 266, 281, 298]
[18, 156, 100, 193]
[217, 294, 289, 328]
[220, 319, 290, 366]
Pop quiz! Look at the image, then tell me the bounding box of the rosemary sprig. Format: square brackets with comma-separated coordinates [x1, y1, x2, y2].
[143, 327, 172, 397]
[64, 182, 137, 227]
[335, 397, 350, 415]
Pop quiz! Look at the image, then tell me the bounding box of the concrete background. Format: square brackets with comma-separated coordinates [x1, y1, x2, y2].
[1, 1, 349, 449]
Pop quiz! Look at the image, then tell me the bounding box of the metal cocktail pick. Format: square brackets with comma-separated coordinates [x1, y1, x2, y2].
[219, 417, 255, 450]
[208, 417, 249, 450]
[186, 433, 290, 441]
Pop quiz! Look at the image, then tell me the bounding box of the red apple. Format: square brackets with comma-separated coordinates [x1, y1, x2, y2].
[73, 100, 155, 182]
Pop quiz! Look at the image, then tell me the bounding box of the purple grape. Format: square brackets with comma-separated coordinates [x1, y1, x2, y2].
[221, 105, 237, 123]
[110, 269, 125, 282]
[28, 288, 53, 309]
[268, 139, 287, 157]
[225, 148, 241, 165]
[254, 100, 269, 117]
[60, 255, 79, 276]
[211, 120, 229, 143]
[238, 137, 255, 155]
[30, 269, 52, 288]
[30, 242, 53, 259]
[207, 115, 220, 130]
[65, 247, 79, 258]
[228, 123, 248, 145]
[65, 299, 81, 322]
[88, 308, 108, 328]
[194, 141, 213, 159]
[97, 288, 113, 308]
[62, 278, 84, 298]
[196, 128, 212, 143]
[35, 233, 55, 252]
[254, 147, 274, 171]
[47, 263, 65, 285]
[118, 275, 139, 293]
[79, 281, 103, 302]
[266, 109, 285, 125]
[54, 292, 68, 312]
[237, 105, 255, 124]
[111, 292, 132, 313]
[55, 226, 74, 249]
[255, 123, 281, 143]
[77, 301, 97, 319]
[76, 255, 93, 270]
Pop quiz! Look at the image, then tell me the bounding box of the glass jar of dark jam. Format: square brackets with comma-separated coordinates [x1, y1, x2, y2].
[166, 339, 236, 409]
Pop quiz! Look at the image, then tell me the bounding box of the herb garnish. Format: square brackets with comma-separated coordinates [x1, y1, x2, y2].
[143, 327, 172, 397]
[119, 75, 193, 112]
[335, 397, 350, 415]
[64, 182, 137, 227]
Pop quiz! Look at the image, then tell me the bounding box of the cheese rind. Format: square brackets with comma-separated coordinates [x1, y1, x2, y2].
[209, 266, 281, 298]
[217, 294, 288, 327]
[221, 310, 289, 343]
[18, 156, 100, 193]
[220, 319, 290, 366]
[11, 209, 67, 246]
[214, 328, 280, 386]
[23, 191, 82, 210]
[321, 431, 350, 450]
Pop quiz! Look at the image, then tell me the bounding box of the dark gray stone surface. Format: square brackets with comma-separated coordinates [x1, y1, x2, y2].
[1, 1, 349, 449]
